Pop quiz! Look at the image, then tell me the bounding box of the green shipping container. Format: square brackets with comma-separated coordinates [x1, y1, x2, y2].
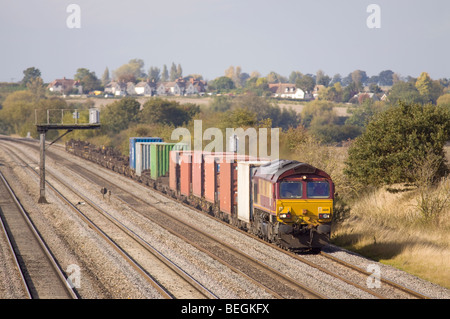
[150, 143, 188, 180]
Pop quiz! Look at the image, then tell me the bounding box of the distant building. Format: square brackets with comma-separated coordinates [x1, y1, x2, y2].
[47, 77, 82, 95]
[104, 81, 127, 96]
[185, 78, 207, 95]
[269, 83, 308, 99]
[134, 81, 154, 96]
[156, 78, 185, 96]
[350, 92, 381, 104]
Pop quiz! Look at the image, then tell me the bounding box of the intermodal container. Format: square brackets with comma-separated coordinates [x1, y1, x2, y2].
[202, 152, 245, 205]
[129, 137, 163, 169]
[218, 154, 256, 215]
[192, 151, 205, 198]
[135, 142, 154, 176]
[180, 151, 192, 196]
[237, 161, 270, 223]
[169, 150, 182, 192]
[150, 142, 188, 180]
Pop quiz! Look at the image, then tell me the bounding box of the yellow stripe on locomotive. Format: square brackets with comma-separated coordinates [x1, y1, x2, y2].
[277, 199, 333, 225]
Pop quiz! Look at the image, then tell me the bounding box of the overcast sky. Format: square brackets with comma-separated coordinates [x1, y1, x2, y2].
[1, 0, 449, 83]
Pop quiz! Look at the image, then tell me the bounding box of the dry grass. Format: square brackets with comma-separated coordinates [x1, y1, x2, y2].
[332, 177, 450, 288]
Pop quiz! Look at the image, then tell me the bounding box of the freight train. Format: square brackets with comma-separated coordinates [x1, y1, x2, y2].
[66, 138, 334, 252]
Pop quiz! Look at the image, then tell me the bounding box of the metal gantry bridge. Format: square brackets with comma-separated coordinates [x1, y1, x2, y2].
[35, 109, 100, 203]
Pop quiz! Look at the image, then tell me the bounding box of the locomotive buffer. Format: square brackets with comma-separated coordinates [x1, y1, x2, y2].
[35, 109, 100, 203]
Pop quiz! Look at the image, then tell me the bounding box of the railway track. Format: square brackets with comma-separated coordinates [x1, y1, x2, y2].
[0, 137, 436, 299]
[0, 142, 217, 299]
[2, 138, 324, 299]
[0, 170, 77, 299]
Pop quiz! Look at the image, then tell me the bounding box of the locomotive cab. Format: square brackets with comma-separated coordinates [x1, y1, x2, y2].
[252, 160, 334, 251]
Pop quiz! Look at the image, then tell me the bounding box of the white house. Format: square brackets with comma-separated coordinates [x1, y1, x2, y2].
[47, 77, 83, 94]
[104, 81, 127, 96]
[269, 83, 306, 99]
[135, 81, 154, 96]
[156, 81, 185, 96]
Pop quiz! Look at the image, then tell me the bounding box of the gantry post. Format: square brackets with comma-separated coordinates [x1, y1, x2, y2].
[38, 128, 48, 203]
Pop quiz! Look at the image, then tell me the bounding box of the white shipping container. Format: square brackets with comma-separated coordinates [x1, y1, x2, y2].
[135, 142, 154, 176]
[237, 161, 269, 223]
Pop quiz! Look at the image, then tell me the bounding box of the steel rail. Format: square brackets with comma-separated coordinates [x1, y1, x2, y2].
[320, 250, 430, 299]
[1, 142, 216, 299]
[0, 173, 32, 299]
[0, 169, 78, 299]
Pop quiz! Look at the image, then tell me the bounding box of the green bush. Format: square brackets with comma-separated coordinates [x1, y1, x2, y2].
[344, 102, 450, 187]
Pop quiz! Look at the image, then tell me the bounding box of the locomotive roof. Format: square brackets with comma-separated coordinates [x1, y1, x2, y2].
[253, 159, 330, 182]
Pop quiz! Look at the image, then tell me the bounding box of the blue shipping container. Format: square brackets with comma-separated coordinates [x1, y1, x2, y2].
[129, 137, 163, 169]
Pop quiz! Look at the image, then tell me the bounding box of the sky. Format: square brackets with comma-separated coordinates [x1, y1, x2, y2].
[1, 0, 449, 83]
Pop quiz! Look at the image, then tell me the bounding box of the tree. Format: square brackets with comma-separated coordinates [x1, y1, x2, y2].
[351, 70, 368, 90]
[415, 72, 443, 104]
[176, 64, 183, 79]
[296, 75, 315, 93]
[74, 68, 101, 93]
[209, 76, 235, 92]
[437, 93, 450, 107]
[114, 59, 145, 83]
[345, 102, 450, 187]
[21, 67, 41, 86]
[415, 72, 433, 103]
[101, 97, 141, 134]
[388, 81, 423, 105]
[318, 82, 343, 102]
[101, 67, 110, 87]
[289, 71, 303, 84]
[378, 70, 394, 86]
[330, 74, 342, 85]
[26, 77, 46, 101]
[230, 93, 299, 130]
[225, 66, 246, 88]
[140, 98, 199, 127]
[161, 65, 168, 82]
[148, 66, 161, 83]
[316, 70, 331, 87]
[170, 62, 177, 81]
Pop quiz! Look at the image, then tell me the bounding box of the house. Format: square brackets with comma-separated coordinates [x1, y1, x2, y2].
[104, 81, 127, 96]
[269, 83, 307, 99]
[156, 79, 185, 96]
[47, 77, 83, 95]
[185, 78, 207, 95]
[126, 82, 136, 96]
[350, 92, 381, 104]
[135, 81, 154, 96]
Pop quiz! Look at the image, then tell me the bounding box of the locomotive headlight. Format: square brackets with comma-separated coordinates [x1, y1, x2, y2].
[279, 212, 292, 219]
